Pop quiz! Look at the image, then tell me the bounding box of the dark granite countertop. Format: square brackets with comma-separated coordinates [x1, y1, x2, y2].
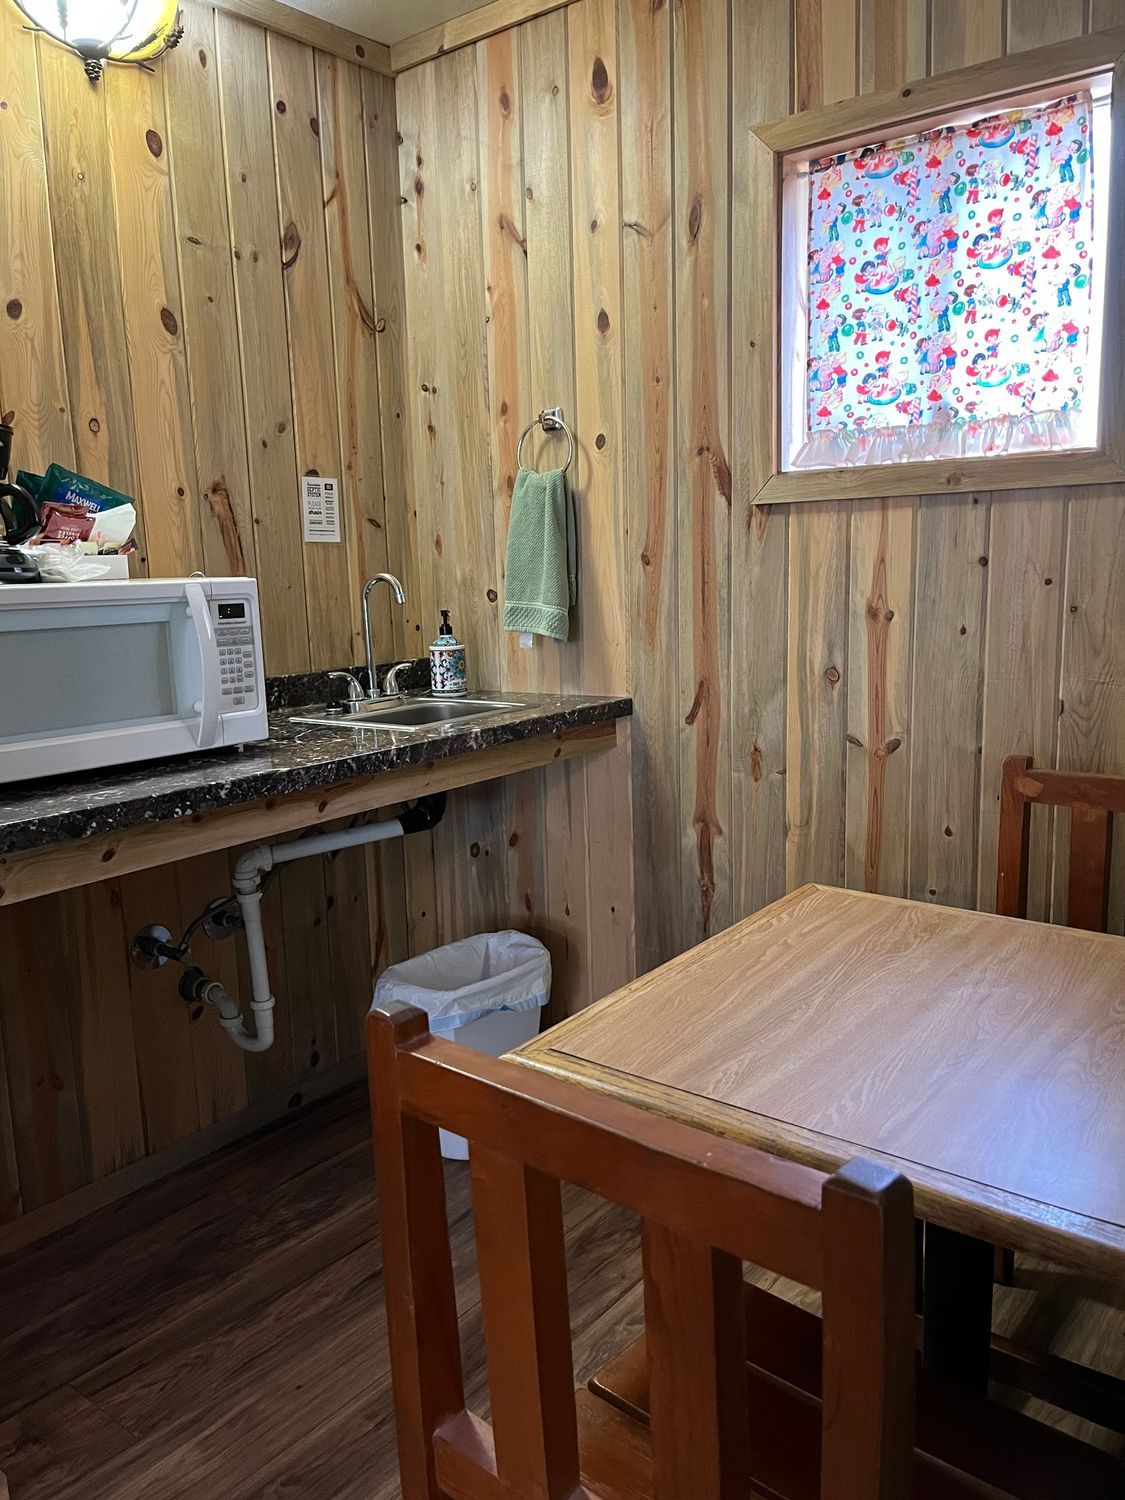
[0, 691, 632, 857]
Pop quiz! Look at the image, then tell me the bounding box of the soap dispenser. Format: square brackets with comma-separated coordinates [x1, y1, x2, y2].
[429, 609, 467, 696]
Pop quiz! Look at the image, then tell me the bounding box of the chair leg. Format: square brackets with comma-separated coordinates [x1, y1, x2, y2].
[993, 1246, 1015, 1286]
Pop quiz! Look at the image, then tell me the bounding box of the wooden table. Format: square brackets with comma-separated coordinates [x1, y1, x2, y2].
[514, 883, 1125, 1282]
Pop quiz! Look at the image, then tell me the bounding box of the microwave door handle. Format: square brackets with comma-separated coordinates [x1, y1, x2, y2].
[186, 580, 221, 747]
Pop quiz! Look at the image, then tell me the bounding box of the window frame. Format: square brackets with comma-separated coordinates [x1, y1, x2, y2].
[748, 27, 1125, 505]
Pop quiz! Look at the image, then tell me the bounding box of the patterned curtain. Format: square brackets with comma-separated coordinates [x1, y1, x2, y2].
[796, 92, 1095, 469]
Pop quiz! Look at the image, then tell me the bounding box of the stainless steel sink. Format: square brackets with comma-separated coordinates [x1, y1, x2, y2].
[290, 697, 526, 732]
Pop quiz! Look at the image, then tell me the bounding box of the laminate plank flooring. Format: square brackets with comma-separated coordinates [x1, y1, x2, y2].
[0, 1084, 1120, 1497]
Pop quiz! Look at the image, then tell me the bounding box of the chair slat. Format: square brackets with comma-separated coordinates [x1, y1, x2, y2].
[368, 1006, 465, 1500]
[471, 1146, 580, 1500]
[820, 1160, 915, 1500]
[1066, 805, 1113, 931]
[641, 1221, 748, 1499]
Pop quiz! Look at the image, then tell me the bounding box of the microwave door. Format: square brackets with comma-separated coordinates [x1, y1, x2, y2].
[0, 591, 217, 778]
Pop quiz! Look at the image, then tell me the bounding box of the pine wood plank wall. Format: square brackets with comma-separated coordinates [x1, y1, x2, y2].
[0, 3, 417, 669]
[395, 0, 1125, 976]
[0, 2, 635, 1234]
[0, 7, 414, 1226]
[395, 6, 635, 1013]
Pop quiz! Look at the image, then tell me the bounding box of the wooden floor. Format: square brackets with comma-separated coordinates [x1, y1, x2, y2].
[0, 1084, 1121, 1498]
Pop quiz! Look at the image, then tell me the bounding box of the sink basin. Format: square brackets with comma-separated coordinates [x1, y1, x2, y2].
[290, 697, 526, 732]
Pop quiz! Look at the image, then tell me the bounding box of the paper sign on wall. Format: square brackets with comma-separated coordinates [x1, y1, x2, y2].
[302, 476, 341, 543]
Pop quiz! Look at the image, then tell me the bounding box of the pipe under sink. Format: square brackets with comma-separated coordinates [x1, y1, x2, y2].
[289, 697, 527, 731]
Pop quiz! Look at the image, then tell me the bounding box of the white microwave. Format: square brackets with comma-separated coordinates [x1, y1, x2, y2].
[0, 576, 269, 784]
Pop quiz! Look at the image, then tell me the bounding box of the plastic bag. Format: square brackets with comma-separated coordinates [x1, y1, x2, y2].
[373, 929, 550, 1033]
[88, 503, 136, 550]
[17, 543, 120, 582]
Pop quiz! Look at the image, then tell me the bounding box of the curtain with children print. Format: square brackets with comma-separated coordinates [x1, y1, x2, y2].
[797, 92, 1095, 469]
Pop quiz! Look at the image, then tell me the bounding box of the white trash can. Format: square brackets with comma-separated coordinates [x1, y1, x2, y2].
[373, 929, 551, 1159]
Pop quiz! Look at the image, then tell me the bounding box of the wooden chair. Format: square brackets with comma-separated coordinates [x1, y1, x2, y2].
[368, 1002, 1124, 1500]
[996, 753, 1125, 930]
[993, 752, 1125, 1287]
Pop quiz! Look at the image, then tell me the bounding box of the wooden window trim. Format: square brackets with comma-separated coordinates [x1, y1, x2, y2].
[748, 27, 1125, 506]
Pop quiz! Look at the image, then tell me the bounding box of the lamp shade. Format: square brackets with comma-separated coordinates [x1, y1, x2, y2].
[11, 0, 183, 77]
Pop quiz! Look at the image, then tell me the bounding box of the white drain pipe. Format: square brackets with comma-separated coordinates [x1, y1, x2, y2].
[192, 815, 408, 1053]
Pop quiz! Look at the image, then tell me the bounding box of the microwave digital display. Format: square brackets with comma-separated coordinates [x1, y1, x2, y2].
[218, 602, 246, 621]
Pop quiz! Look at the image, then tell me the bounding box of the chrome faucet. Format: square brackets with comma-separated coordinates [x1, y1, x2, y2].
[326, 670, 365, 713]
[362, 573, 407, 699]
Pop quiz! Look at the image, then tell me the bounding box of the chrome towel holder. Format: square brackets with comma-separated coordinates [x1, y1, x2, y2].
[516, 406, 575, 475]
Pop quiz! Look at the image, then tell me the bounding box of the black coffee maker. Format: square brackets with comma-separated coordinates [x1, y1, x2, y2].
[0, 424, 41, 581]
[0, 424, 38, 543]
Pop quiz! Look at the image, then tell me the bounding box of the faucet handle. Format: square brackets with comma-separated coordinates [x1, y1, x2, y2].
[326, 670, 365, 706]
[383, 661, 414, 698]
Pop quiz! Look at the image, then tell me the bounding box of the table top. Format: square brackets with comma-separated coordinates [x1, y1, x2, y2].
[514, 884, 1125, 1277]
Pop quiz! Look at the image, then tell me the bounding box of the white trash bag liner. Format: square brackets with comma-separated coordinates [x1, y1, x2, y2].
[373, 929, 550, 1034]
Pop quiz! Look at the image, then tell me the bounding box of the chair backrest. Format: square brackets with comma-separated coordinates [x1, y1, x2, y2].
[996, 754, 1125, 930]
[368, 1000, 916, 1500]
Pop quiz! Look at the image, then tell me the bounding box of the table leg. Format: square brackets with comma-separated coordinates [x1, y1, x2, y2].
[922, 1224, 994, 1391]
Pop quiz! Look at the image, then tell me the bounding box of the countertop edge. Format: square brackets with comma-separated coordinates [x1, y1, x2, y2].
[0, 696, 632, 858]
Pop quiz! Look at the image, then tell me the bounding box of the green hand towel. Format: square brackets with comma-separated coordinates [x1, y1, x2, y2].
[503, 466, 577, 641]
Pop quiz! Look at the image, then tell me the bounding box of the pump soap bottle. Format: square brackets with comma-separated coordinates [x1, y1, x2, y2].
[429, 609, 467, 696]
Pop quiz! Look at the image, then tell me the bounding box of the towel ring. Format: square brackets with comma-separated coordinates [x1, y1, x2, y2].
[516, 406, 575, 475]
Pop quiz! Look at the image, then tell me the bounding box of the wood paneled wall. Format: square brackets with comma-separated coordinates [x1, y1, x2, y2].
[0, 2, 418, 669]
[0, 4, 635, 1241]
[393, 6, 635, 1012]
[395, 0, 1125, 976]
[0, 1, 425, 1235]
[3, 0, 1120, 1233]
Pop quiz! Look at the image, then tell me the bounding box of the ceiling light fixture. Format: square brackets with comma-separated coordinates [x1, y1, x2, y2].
[11, 0, 183, 81]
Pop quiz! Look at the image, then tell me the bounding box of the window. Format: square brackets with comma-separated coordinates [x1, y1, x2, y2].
[747, 34, 1125, 504]
[784, 86, 1109, 472]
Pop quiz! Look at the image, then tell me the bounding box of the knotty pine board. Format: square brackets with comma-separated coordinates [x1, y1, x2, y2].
[215, 9, 311, 673]
[269, 30, 354, 669]
[362, 67, 426, 658]
[478, 25, 534, 696]
[317, 52, 395, 664]
[976, 491, 1069, 920]
[844, 497, 916, 897]
[730, 0, 792, 926]
[620, 0, 680, 967]
[0, 3, 75, 470]
[673, 0, 733, 946]
[36, 39, 146, 552]
[165, 4, 257, 585]
[105, 63, 203, 579]
[518, 10, 596, 1009]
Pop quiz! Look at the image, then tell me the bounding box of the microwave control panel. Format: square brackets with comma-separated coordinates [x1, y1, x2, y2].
[213, 599, 260, 709]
